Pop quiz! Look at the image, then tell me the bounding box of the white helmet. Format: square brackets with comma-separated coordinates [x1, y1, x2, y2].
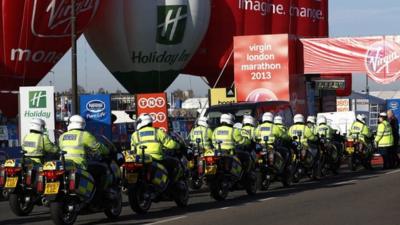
[68, 115, 86, 131]
[294, 114, 305, 124]
[307, 116, 316, 124]
[30, 118, 45, 133]
[136, 114, 153, 130]
[262, 112, 274, 123]
[356, 114, 365, 123]
[317, 116, 327, 125]
[233, 122, 243, 129]
[197, 116, 208, 128]
[220, 113, 234, 125]
[274, 116, 283, 125]
[379, 112, 387, 118]
[243, 115, 255, 126]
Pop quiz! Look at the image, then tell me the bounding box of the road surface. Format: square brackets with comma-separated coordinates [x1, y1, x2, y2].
[1, 168, 399, 225]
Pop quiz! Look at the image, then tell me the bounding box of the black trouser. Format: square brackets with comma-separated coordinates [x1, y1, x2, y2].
[378, 147, 391, 169]
[159, 156, 182, 181]
[236, 150, 253, 173]
[389, 144, 399, 168]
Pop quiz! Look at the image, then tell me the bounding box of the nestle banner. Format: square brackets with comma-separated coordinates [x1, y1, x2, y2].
[136, 93, 168, 132]
[234, 34, 290, 102]
[80, 94, 112, 139]
[302, 35, 400, 84]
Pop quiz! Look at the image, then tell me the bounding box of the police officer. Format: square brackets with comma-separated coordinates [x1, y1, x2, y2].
[307, 116, 317, 135]
[375, 112, 394, 169]
[59, 115, 109, 170]
[22, 118, 58, 165]
[348, 114, 372, 152]
[255, 112, 289, 158]
[289, 114, 317, 149]
[274, 116, 287, 133]
[316, 116, 333, 139]
[212, 114, 249, 153]
[242, 115, 256, 142]
[131, 114, 181, 178]
[189, 116, 213, 151]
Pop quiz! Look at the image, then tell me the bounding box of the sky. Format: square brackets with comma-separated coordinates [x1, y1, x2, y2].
[38, 0, 400, 96]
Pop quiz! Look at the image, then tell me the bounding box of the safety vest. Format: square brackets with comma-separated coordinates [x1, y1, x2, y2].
[277, 124, 287, 133]
[132, 127, 164, 160]
[59, 130, 87, 168]
[213, 126, 235, 151]
[22, 133, 44, 163]
[258, 122, 276, 145]
[289, 124, 314, 147]
[189, 126, 212, 150]
[317, 124, 332, 139]
[242, 125, 255, 141]
[349, 121, 370, 143]
[376, 120, 394, 148]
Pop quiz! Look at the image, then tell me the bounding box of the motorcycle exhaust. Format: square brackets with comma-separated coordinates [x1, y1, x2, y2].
[2, 190, 9, 199]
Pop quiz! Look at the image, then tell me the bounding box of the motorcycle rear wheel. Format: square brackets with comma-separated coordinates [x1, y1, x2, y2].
[210, 180, 229, 201]
[128, 186, 152, 214]
[50, 201, 78, 225]
[9, 193, 34, 216]
[104, 191, 122, 219]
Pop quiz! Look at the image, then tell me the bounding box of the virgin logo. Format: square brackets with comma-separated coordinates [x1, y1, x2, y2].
[365, 40, 400, 84]
[246, 88, 278, 102]
[31, 0, 100, 38]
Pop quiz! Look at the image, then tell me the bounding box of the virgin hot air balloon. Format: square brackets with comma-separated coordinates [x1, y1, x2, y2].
[84, 0, 211, 93]
[0, 0, 101, 116]
[184, 0, 329, 87]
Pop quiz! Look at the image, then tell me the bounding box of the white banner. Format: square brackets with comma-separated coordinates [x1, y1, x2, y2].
[19, 86, 55, 142]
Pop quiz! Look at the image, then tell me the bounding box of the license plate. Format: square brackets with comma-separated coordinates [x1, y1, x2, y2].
[205, 165, 217, 175]
[127, 173, 138, 184]
[346, 147, 355, 154]
[44, 182, 60, 195]
[5, 177, 18, 188]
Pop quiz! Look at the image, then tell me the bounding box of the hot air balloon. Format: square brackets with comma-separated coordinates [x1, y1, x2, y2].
[184, 0, 329, 87]
[0, 0, 101, 116]
[84, 0, 211, 94]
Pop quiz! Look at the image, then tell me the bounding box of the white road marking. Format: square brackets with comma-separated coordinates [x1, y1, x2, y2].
[331, 180, 357, 186]
[385, 169, 400, 175]
[147, 216, 187, 225]
[220, 207, 231, 210]
[258, 197, 276, 202]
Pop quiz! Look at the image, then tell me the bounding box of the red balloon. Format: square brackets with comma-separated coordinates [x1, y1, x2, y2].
[0, 0, 101, 116]
[184, 0, 329, 87]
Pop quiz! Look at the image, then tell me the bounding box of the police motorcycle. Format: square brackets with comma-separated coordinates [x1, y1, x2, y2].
[317, 134, 340, 175]
[291, 133, 323, 182]
[0, 149, 46, 216]
[186, 138, 205, 190]
[202, 141, 257, 201]
[256, 136, 295, 190]
[42, 136, 123, 225]
[346, 133, 372, 171]
[122, 142, 189, 214]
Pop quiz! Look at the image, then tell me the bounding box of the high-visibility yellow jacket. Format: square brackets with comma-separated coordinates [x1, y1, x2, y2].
[189, 125, 213, 150]
[288, 124, 317, 147]
[348, 121, 371, 143]
[255, 122, 288, 146]
[316, 124, 334, 139]
[22, 132, 58, 164]
[212, 125, 249, 152]
[59, 130, 109, 169]
[241, 125, 256, 142]
[131, 126, 179, 161]
[375, 120, 394, 148]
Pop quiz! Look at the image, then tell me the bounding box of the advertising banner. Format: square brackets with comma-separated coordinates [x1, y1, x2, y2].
[234, 34, 290, 102]
[387, 99, 400, 130]
[184, 0, 329, 87]
[302, 35, 400, 84]
[136, 93, 168, 132]
[80, 94, 112, 140]
[19, 86, 55, 142]
[209, 88, 237, 106]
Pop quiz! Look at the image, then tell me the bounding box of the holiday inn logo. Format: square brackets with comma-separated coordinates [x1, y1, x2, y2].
[29, 91, 47, 108]
[157, 5, 188, 45]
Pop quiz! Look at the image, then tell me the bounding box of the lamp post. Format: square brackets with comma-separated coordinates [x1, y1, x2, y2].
[71, 0, 78, 114]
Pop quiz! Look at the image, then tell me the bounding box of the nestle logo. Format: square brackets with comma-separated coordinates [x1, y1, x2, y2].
[390, 101, 399, 109]
[86, 100, 105, 113]
[31, 0, 100, 38]
[365, 39, 400, 84]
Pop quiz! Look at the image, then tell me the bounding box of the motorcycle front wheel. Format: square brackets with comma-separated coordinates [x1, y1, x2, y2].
[104, 191, 122, 219]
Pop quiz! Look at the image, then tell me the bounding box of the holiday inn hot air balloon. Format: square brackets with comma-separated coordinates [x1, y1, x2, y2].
[84, 0, 211, 94]
[0, 0, 101, 116]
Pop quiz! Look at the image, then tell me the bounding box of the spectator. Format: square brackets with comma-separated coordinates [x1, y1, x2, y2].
[387, 110, 399, 168]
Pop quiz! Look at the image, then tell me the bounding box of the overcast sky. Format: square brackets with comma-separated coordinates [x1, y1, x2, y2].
[38, 0, 400, 96]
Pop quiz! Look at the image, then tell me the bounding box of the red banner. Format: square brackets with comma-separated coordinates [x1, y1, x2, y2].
[184, 0, 329, 87]
[302, 35, 400, 84]
[234, 34, 291, 102]
[136, 93, 168, 132]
